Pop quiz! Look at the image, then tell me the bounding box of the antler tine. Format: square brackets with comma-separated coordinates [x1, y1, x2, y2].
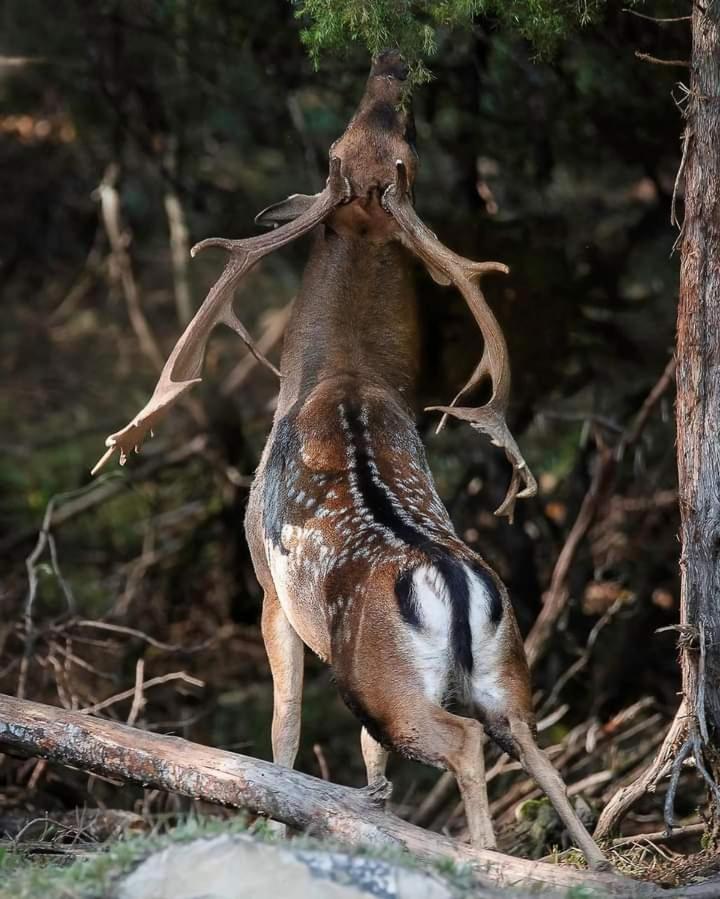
[382, 160, 537, 522]
[92, 158, 349, 476]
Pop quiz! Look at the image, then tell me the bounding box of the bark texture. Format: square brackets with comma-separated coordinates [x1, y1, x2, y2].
[0, 693, 636, 896]
[676, 0, 720, 838]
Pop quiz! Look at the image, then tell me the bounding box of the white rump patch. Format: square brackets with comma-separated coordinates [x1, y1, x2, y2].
[464, 563, 505, 713]
[404, 565, 452, 702]
[401, 562, 506, 712]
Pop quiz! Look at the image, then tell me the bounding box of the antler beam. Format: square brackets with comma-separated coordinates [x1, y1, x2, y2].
[382, 161, 537, 521]
[92, 159, 349, 475]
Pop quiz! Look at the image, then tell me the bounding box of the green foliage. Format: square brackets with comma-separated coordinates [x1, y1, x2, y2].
[516, 796, 549, 821]
[294, 0, 608, 81]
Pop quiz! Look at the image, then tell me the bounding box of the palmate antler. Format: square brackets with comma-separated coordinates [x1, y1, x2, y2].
[382, 160, 537, 522]
[92, 158, 350, 475]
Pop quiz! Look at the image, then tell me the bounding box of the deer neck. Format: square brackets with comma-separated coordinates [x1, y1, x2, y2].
[277, 223, 420, 416]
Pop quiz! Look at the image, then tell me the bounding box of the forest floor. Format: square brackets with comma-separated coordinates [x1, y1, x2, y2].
[0, 816, 518, 899]
[1, 810, 719, 899]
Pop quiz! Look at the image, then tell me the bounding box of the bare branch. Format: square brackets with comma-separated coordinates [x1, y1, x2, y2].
[17, 483, 95, 698]
[663, 734, 693, 828]
[71, 620, 197, 653]
[541, 595, 626, 712]
[221, 302, 292, 396]
[98, 165, 165, 373]
[526, 355, 676, 669]
[79, 671, 203, 717]
[0, 55, 48, 66]
[524, 440, 615, 669]
[164, 189, 194, 326]
[126, 659, 146, 726]
[595, 703, 689, 839]
[618, 357, 677, 457]
[635, 52, 689, 67]
[622, 10, 691, 24]
[610, 823, 704, 849]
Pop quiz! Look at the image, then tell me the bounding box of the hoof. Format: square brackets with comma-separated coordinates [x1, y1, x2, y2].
[587, 855, 614, 874]
[360, 776, 393, 807]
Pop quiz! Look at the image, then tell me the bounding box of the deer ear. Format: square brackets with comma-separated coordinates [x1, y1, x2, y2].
[255, 193, 318, 227]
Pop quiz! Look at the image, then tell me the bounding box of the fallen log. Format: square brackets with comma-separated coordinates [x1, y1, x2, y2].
[0, 693, 638, 895]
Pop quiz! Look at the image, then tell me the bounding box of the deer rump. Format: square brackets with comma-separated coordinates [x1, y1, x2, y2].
[254, 379, 521, 759]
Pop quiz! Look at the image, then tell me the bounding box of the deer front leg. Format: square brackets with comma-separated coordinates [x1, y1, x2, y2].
[261, 589, 303, 839]
[261, 589, 304, 768]
[509, 717, 609, 871]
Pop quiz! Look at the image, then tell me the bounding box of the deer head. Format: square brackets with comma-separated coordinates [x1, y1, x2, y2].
[93, 52, 536, 520]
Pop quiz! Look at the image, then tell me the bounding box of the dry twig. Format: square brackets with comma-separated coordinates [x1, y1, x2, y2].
[525, 357, 676, 669]
[622, 10, 691, 24]
[313, 743, 331, 781]
[595, 702, 689, 839]
[610, 822, 704, 849]
[71, 619, 211, 654]
[635, 52, 689, 67]
[79, 671, 203, 717]
[221, 302, 291, 396]
[98, 165, 165, 374]
[126, 659, 146, 727]
[524, 436, 615, 669]
[164, 188, 193, 326]
[2, 435, 208, 557]
[17, 483, 95, 699]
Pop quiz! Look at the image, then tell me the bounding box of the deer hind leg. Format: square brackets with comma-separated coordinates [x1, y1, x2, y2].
[261, 588, 304, 770]
[509, 716, 608, 871]
[454, 720, 495, 849]
[383, 700, 495, 849]
[360, 726, 389, 785]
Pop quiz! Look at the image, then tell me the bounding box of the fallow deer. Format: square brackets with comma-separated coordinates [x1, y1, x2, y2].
[95, 52, 607, 869]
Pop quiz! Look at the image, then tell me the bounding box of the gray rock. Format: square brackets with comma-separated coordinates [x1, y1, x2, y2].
[116, 834, 457, 899]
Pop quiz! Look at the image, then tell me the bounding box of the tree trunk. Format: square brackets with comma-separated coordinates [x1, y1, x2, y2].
[676, 0, 720, 842]
[0, 693, 633, 896]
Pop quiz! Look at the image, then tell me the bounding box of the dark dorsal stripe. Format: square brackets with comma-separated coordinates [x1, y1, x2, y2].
[344, 403, 476, 673]
[344, 403, 428, 547]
